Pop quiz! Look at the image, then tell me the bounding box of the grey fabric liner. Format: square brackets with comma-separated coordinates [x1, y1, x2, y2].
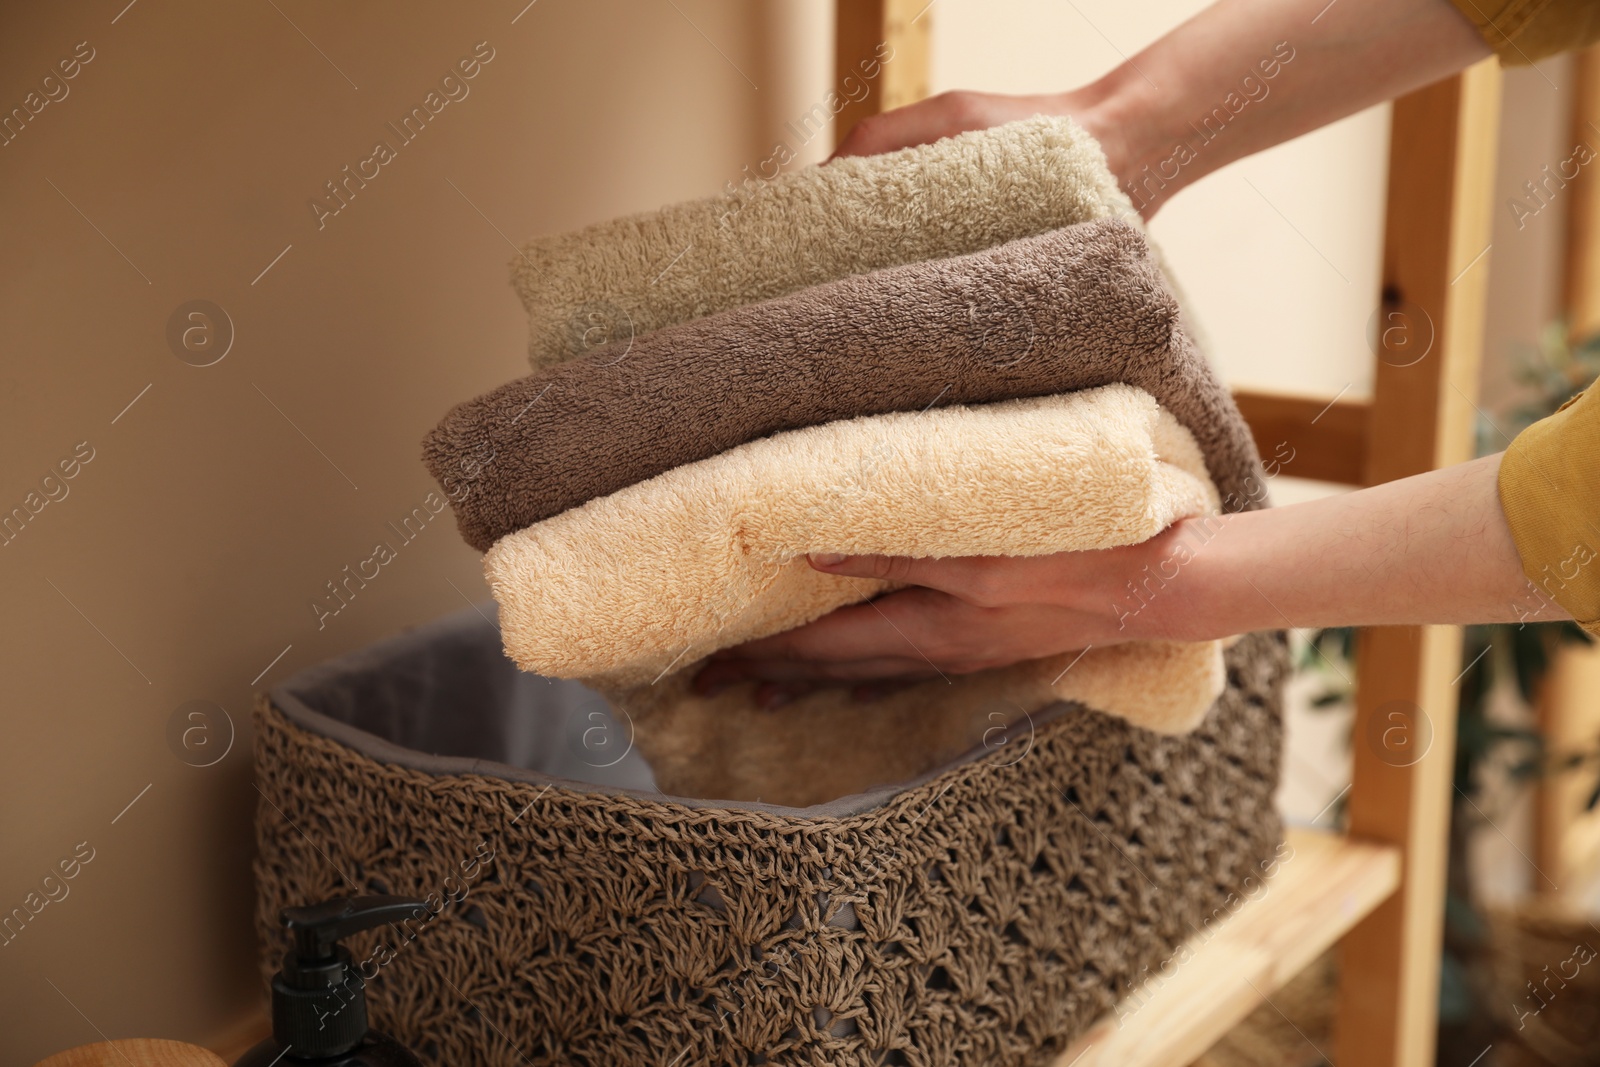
[270, 603, 1071, 821]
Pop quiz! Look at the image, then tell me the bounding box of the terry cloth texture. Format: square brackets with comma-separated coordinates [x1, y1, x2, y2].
[624, 640, 1227, 809]
[486, 385, 1228, 805]
[433, 218, 1260, 552]
[254, 607, 1288, 1067]
[510, 115, 1134, 371]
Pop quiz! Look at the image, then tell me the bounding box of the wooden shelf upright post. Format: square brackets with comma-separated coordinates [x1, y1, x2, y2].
[1337, 60, 1502, 1067]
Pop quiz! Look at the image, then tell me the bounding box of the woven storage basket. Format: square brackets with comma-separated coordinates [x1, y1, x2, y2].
[254, 606, 1285, 1067]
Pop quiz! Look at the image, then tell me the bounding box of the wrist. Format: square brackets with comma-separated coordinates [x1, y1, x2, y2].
[1057, 64, 1186, 218]
[1056, 519, 1202, 644]
[1105, 513, 1270, 643]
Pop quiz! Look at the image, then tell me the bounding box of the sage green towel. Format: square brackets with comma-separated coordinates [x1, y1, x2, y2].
[510, 115, 1135, 371]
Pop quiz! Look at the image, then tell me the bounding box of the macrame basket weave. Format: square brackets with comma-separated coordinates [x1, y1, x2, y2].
[253, 610, 1285, 1067]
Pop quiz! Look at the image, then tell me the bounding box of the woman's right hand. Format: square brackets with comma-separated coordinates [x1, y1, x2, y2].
[831, 89, 1095, 160]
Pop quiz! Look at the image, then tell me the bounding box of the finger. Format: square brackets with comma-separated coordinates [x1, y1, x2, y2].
[810, 552, 1021, 604]
[808, 551, 959, 589]
[829, 97, 971, 160]
[831, 114, 927, 159]
[711, 599, 905, 662]
[718, 585, 967, 665]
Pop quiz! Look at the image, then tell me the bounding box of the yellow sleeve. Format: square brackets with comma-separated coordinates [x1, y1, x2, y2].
[1448, 0, 1600, 63]
[1498, 384, 1600, 634]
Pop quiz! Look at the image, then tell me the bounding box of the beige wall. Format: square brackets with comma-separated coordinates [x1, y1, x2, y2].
[0, 2, 828, 1060]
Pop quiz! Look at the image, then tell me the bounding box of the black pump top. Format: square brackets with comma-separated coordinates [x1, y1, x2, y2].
[270, 895, 428, 1058]
[284, 896, 430, 969]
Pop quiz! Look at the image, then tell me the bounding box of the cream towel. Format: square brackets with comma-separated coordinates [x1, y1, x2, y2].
[486, 384, 1225, 805]
[511, 115, 1135, 370]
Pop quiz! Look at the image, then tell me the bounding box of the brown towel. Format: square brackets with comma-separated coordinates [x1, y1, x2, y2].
[426, 218, 1265, 553]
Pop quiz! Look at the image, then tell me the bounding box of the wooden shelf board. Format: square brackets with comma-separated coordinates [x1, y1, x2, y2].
[35, 1040, 227, 1067]
[1231, 388, 1370, 487]
[1053, 828, 1401, 1067]
[206, 1014, 269, 1063]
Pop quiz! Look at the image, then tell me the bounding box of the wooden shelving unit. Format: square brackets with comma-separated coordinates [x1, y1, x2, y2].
[835, 5, 1503, 1065]
[1055, 829, 1401, 1067]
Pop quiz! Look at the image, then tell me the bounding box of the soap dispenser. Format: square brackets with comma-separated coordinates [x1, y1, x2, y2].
[236, 895, 429, 1067]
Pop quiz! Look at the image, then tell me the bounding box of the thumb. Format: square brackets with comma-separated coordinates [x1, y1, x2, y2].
[808, 552, 972, 595]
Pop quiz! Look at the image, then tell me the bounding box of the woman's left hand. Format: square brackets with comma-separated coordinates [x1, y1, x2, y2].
[691, 532, 1194, 708]
[689, 455, 1562, 708]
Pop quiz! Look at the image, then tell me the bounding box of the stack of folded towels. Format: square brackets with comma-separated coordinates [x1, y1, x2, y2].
[423, 116, 1264, 808]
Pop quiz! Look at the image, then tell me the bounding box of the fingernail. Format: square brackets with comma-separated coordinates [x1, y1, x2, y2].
[810, 553, 847, 568]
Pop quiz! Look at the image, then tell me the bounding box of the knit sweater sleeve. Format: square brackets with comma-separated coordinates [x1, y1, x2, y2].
[1447, 0, 1600, 63]
[1498, 384, 1600, 634]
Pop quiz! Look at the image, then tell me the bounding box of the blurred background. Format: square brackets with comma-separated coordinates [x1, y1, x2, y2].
[1, 1, 1595, 1064]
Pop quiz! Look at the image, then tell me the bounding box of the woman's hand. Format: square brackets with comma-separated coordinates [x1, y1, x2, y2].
[694, 521, 1214, 708]
[829, 0, 1491, 218]
[691, 537, 1164, 703]
[832, 88, 1118, 164]
[691, 455, 1564, 708]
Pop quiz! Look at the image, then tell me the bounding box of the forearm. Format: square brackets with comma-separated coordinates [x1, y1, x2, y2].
[1065, 0, 1491, 213]
[1129, 454, 1567, 640]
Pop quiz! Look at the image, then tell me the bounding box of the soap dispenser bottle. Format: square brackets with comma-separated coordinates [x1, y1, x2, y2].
[236, 895, 429, 1067]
